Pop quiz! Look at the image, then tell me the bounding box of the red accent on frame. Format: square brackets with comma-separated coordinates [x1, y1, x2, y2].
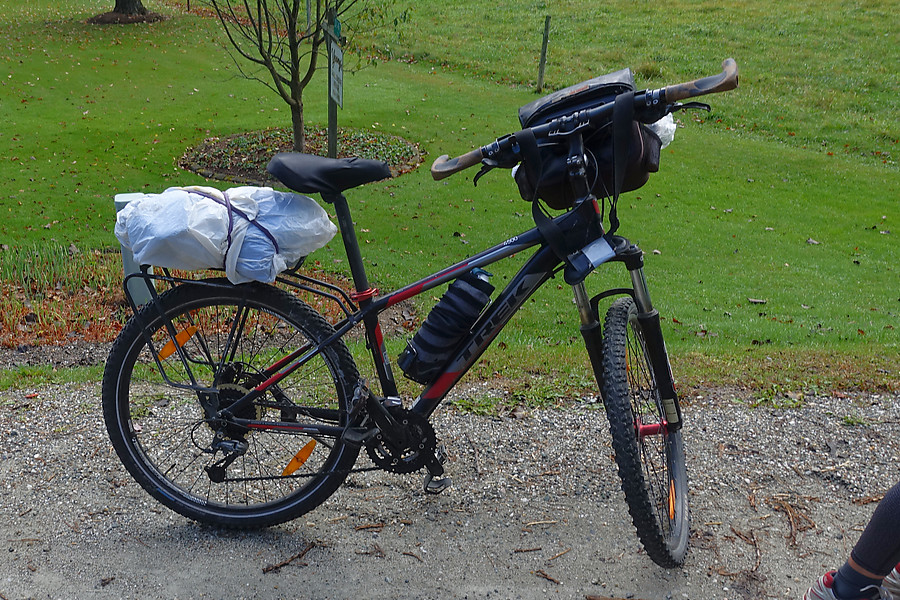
[245, 422, 315, 433]
[254, 373, 282, 392]
[264, 344, 309, 375]
[386, 283, 424, 307]
[350, 287, 379, 303]
[421, 371, 461, 401]
[386, 264, 470, 308]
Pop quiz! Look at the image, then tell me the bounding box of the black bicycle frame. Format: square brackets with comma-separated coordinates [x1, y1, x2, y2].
[198, 198, 616, 440]
[129, 183, 680, 438]
[229, 222, 562, 433]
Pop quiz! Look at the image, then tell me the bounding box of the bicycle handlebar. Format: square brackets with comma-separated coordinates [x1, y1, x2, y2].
[430, 147, 485, 180]
[431, 58, 739, 181]
[662, 58, 739, 102]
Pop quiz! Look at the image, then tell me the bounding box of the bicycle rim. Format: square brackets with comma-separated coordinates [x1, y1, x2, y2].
[102, 281, 360, 528]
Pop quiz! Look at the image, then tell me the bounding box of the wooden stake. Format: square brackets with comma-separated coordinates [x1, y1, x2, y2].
[537, 16, 551, 92]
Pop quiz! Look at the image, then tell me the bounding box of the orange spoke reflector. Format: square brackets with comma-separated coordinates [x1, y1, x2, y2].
[157, 325, 198, 360]
[282, 440, 317, 476]
[668, 479, 677, 521]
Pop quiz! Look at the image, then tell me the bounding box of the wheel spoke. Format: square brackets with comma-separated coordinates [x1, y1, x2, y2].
[103, 281, 361, 527]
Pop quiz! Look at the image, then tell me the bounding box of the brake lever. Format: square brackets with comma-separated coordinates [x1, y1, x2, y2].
[670, 101, 711, 113]
[473, 161, 496, 186]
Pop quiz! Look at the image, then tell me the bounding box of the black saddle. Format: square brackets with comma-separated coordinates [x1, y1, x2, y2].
[267, 153, 391, 198]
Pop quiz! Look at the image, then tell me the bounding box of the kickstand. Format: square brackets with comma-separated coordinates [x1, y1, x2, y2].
[423, 443, 452, 494]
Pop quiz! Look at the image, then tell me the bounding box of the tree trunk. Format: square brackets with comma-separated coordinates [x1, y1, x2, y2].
[114, 0, 148, 15]
[290, 101, 305, 153]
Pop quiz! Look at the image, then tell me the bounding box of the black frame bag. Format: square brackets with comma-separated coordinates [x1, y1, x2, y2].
[514, 69, 662, 212]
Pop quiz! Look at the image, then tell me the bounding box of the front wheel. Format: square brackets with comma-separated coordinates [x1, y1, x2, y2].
[102, 280, 361, 528]
[601, 297, 689, 567]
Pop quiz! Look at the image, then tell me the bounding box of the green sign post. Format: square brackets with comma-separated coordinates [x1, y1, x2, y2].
[326, 14, 343, 158]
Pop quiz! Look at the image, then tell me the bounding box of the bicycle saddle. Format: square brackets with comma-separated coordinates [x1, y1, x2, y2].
[267, 153, 391, 197]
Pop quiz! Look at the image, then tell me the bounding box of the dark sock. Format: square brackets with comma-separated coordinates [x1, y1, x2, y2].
[832, 562, 884, 599]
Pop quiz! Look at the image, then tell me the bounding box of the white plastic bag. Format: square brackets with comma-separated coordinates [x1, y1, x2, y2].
[229, 186, 338, 283]
[115, 186, 337, 284]
[648, 113, 676, 149]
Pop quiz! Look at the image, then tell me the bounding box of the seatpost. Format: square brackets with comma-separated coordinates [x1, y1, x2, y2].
[324, 191, 399, 397]
[324, 192, 371, 295]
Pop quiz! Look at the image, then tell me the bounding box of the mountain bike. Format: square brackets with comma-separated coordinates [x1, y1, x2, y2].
[102, 59, 738, 568]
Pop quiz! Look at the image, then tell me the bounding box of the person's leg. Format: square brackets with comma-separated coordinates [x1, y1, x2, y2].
[831, 558, 886, 599]
[805, 481, 900, 599]
[848, 480, 900, 579]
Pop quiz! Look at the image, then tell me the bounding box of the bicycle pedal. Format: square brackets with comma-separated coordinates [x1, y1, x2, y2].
[341, 426, 379, 447]
[424, 473, 452, 494]
[434, 443, 448, 465]
[423, 444, 451, 493]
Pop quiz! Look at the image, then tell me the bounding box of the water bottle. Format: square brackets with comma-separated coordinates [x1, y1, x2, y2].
[398, 269, 494, 384]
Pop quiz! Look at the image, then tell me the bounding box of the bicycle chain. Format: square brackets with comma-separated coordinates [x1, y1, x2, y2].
[213, 410, 439, 483]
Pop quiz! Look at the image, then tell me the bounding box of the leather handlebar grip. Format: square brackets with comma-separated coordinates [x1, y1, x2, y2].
[663, 58, 739, 103]
[431, 148, 484, 181]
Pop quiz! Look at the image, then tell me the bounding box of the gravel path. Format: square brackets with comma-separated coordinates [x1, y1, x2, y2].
[2, 370, 898, 600]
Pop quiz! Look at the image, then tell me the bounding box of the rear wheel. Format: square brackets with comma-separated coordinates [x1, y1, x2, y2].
[102, 280, 360, 528]
[601, 297, 689, 567]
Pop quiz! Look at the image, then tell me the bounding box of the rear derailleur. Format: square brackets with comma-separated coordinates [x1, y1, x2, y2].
[204, 435, 249, 483]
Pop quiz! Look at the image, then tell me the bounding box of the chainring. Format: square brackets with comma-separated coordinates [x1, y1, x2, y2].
[365, 409, 437, 474]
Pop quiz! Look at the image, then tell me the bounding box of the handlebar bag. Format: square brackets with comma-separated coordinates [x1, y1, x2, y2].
[514, 69, 661, 210]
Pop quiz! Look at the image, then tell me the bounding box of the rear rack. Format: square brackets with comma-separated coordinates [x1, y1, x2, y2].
[121, 265, 361, 393]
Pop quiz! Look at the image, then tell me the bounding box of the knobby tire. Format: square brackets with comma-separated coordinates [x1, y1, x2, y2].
[600, 297, 689, 567]
[102, 280, 360, 528]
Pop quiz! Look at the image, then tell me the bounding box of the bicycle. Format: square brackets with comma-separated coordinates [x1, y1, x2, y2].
[102, 59, 738, 568]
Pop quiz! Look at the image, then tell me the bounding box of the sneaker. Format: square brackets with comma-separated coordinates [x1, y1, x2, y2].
[884, 568, 900, 598]
[804, 571, 894, 600]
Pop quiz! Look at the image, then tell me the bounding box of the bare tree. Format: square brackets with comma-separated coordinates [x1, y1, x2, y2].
[89, 0, 166, 23]
[207, 0, 385, 152]
[114, 0, 148, 14]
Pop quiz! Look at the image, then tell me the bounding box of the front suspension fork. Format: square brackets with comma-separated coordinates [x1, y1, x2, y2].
[572, 259, 683, 431]
[573, 282, 606, 394]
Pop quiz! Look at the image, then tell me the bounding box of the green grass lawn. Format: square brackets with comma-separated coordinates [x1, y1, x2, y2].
[0, 0, 897, 395]
[366, 0, 898, 168]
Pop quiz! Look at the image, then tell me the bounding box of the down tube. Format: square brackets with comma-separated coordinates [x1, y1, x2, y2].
[411, 245, 561, 417]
